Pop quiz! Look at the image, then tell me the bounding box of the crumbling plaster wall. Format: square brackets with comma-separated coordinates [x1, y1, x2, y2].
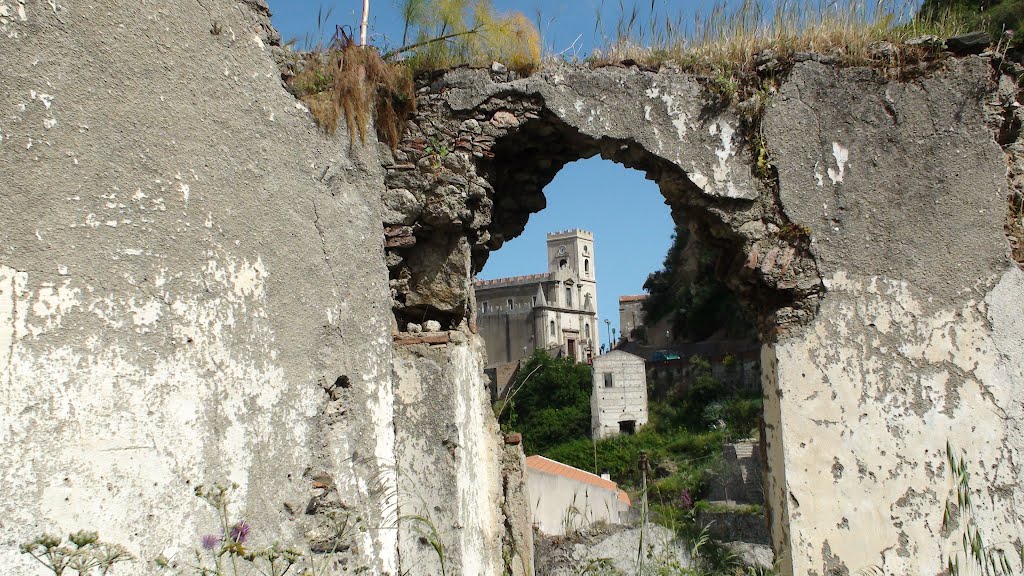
[3, 3, 520, 575]
[391, 335, 506, 576]
[0, 1, 408, 573]
[761, 57, 1024, 575]
[387, 55, 1023, 574]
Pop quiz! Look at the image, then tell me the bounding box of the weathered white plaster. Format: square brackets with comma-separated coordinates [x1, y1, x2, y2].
[452, 343, 503, 575]
[764, 269, 1024, 575]
[646, 85, 690, 141]
[1, 254, 318, 569]
[393, 338, 505, 575]
[710, 119, 738, 196]
[827, 142, 849, 184]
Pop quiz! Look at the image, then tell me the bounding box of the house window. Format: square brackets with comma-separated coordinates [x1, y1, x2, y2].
[565, 288, 572, 306]
[549, 320, 556, 336]
[604, 373, 613, 388]
[481, 301, 489, 313]
[507, 298, 514, 310]
[584, 258, 590, 273]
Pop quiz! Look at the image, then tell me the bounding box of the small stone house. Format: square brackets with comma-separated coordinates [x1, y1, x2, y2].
[591, 350, 649, 439]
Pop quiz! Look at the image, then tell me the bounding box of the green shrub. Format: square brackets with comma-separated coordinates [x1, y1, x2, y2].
[720, 397, 762, 440]
[498, 350, 593, 455]
[543, 426, 725, 493]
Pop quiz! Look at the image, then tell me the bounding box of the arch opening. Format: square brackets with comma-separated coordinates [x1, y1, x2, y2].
[474, 111, 822, 341]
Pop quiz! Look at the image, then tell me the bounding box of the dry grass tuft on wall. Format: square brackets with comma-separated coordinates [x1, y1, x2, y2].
[287, 31, 415, 149]
[283, 0, 541, 147]
[590, 0, 979, 78]
[387, 0, 542, 76]
[282, 0, 1010, 147]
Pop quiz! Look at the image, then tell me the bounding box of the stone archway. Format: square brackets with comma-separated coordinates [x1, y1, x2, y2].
[382, 61, 821, 572]
[383, 64, 823, 337]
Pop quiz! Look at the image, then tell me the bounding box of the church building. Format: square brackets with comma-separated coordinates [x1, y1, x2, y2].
[474, 229, 600, 369]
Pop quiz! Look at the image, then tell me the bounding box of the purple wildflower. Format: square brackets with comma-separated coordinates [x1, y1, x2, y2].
[200, 534, 221, 551]
[679, 489, 693, 511]
[228, 521, 251, 544]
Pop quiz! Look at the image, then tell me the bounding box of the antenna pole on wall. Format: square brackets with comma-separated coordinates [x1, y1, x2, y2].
[359, 0, 370, 46]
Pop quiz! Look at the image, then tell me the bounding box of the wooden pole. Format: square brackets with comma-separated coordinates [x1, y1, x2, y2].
[359, 0, 370, 46]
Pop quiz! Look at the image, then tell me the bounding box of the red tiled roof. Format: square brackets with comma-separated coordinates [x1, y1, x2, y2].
[618, 294, 648, 303]
[526, 455, 631, 505]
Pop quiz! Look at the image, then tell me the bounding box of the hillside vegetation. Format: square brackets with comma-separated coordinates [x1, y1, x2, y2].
[919, 0, 1022, 38]
[497, 351, 762, 532]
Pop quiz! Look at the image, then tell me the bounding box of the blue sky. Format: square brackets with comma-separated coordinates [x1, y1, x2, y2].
[266, 0, 703, 56]
[266, 1, 686, 349]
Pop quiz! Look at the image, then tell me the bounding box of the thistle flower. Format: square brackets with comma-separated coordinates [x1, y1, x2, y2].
[679, 489, 693, 511]
[228, 521, 250, 544]
[200, 534, 221, 551]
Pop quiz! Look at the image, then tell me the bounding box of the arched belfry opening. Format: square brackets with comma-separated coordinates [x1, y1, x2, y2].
[382, 65, 824, 340]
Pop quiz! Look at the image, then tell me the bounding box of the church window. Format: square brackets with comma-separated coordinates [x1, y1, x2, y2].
[584, 294, 592, 311]
[584, 258, 590, 273]
[532, 296, 538, 306]
[583, 245, 589, 255]
[604, 373, 614, 388]
[559, 259, 567, 269]
[549, 320, 555, 336]
[565, 288, 572, 306]
[584, 323, 591, 339]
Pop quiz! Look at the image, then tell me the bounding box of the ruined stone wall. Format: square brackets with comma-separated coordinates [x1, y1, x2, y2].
[3, 0, 1023, 574]
[391, 334, 505, 575]
[761, 57, 1024, 575]
[0, 2, 515, 575]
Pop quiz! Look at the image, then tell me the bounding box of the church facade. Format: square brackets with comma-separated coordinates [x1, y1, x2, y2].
[474, 229, 599, 369]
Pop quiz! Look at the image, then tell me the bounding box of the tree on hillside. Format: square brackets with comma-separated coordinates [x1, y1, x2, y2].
[642, 224, 754, 343]
[497, 350, 593, 455]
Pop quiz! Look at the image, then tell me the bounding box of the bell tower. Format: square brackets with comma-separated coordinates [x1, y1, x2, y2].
[546, 229, 599, 356]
